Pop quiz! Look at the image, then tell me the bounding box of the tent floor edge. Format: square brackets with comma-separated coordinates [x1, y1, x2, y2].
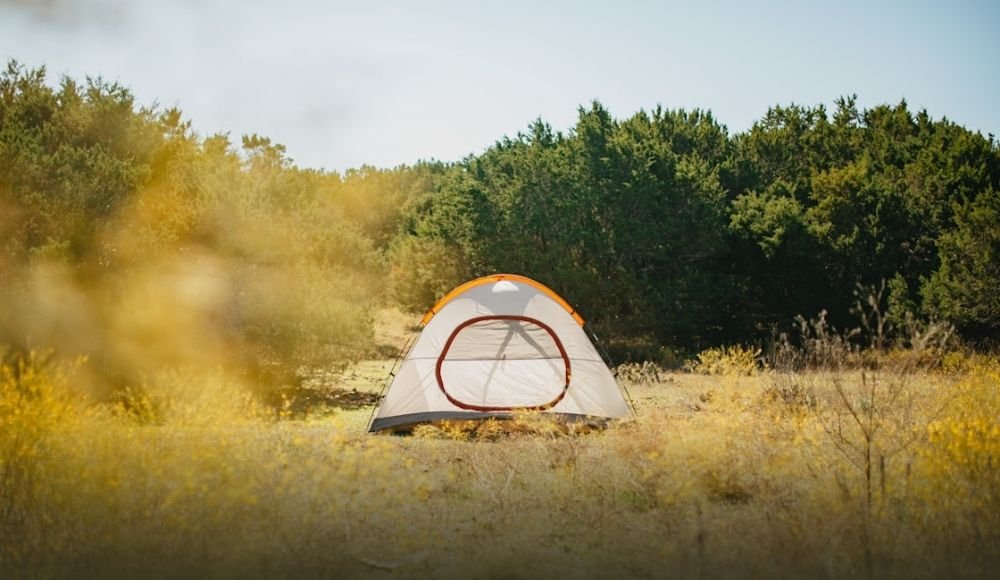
[369, 411, 620, 434]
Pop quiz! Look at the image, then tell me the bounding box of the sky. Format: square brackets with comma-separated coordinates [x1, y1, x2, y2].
[1, 0, 998, 172]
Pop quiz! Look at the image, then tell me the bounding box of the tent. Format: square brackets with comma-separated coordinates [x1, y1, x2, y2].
[369, 274, 632, 432]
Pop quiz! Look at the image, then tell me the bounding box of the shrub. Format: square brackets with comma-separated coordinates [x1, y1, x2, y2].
[0, 351, 79, 563]
[616, 361, 667, 384]
[914, 358, 1000, 548]
[689, 345, 762, 376]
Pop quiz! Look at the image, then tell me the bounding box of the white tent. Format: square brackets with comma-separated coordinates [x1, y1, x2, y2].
[369, 274, 632, 432]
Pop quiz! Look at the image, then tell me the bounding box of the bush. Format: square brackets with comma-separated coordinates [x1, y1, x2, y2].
[689, 345, 762, 376]
[616, 361, 667, 384]
[914, 357, 1000, 550]
[0, 351, 78, 563]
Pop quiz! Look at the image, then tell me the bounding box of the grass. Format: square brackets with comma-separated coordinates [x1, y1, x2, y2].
[1, 350, 998, 579]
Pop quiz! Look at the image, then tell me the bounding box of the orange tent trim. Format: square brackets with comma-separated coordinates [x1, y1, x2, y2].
[420, 273, 585, 327]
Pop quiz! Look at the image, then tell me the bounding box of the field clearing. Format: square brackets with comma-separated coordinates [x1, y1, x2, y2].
[3, 350, 998, 579]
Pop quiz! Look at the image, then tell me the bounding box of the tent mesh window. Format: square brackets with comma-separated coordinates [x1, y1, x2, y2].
[436, 315, 570, 411]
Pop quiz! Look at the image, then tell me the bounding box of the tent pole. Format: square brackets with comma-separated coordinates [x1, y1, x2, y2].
[584, 324, 638, 417]
[365, 326, 419, 433]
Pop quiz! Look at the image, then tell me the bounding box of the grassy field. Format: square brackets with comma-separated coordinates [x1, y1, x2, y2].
[2, 347, 998, 579]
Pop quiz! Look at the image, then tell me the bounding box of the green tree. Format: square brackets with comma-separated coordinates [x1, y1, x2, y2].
[923, 190, 1000, 334]
[395, 103, 735, 351]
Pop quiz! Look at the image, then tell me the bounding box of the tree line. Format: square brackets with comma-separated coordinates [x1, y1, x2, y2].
[1, 61, 997, 393]
[395, 100, 999, 358]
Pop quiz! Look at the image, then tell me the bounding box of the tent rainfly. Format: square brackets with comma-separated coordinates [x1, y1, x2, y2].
[369, 274, 632, 432]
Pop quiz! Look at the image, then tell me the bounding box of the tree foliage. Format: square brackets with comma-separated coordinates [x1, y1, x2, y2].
[1, 60, 998, 385]
[400, 98, 998, 352]
[0, 62, 438, 398]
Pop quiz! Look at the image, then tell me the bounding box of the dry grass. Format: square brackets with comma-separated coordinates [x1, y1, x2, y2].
[2, 350, 998, 579]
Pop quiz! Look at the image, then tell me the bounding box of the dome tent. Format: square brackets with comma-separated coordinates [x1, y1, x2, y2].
[369, 274, 632, 432]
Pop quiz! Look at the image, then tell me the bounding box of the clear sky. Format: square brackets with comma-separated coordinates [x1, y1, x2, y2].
[1, 0, 997, 172]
